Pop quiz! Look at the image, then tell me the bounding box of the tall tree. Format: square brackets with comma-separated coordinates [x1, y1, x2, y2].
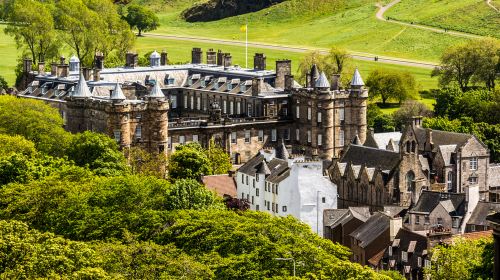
[124, 4, 160, 36]
[366, 69, 418, 105]
[169, 143, 211, 180]
[205, 138, 232, 175]
[298, 49, 353, 86]
[326, 46, 351, 74]
[4, 0, 60, 65]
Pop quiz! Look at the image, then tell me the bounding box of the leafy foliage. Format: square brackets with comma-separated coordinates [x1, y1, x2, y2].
[0, 133, 37, 157]
[206, 138, 232, 175]
[298, 49, 353, 85]
[367, 104, 396, 133]
[125, 4, 160, 36]
[165, 179, 223, 211]
[0, 75, 8, 90]
[366, 69, 418, 105]
[128, 146, 168, 178]
[392, 100, 432, 130]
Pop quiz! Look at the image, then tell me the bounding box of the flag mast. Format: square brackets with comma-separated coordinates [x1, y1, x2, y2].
[245, 20, 248, 69]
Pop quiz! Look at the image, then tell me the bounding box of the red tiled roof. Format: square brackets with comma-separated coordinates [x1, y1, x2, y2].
[457, 230, 492, 240]
[368, 248, 386, 267]
[202, 175, 237, 197]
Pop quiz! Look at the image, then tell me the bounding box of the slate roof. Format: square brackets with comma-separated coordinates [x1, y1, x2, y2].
[72, 73, 92, 98]
[467, 202, 500, 226]
[350, 68, 364, 86]
[238, 154, 265, 176]
[310, 64, 319, 82]
[371, 132, 402, 151]
[329, 206, 371, 229]
[350, 212, 390, 248]
[438, 145, 457, 165]
[414, 127, 471, 151]
[202, 174, 237, 197]
[266, 158, 290, 184]
[315, 72, 330, 88]
[368, 248, 386, 266]
[275, 140, 290, 160]
[257, 160, 272, 175]
[148, 82, 165, 98]
[324, 209, 349, 227]
[385, 228, 428, 268]
[410, 191, 466, 216]
[110, 83, 126, 101]
[341, 144, 400, 171]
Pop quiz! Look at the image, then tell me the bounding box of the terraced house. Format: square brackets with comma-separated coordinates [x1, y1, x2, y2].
[18, 48, 367, 163]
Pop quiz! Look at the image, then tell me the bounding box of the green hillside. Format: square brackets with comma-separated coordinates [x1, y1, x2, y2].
[0, 25, 18, 85]
[385, 0, 500, 37]
[136, 0, 470, 62]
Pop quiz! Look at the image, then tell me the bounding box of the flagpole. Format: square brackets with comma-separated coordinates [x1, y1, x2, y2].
[245, 20, 248, 69]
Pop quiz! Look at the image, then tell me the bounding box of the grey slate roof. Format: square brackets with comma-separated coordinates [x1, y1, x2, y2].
[350, 68, 364, 87]
[324, 209, 349, 227]
[414, 127, 471, 152]
[329, 206, 371, 229]
[110, 83, 126, 101]
[341, 144, 400, 171]
[266, 158, 289, 184]
[257, 160, 271, 175]
[350, 212, 390, 248]
[438, 145, 457, 165]
[385, 228, 428, 268]
[315, 72, 330, 88]
[351, 134, 361, 145]
[410, 191, 466, 216]
[467, 202, 500, 226]
[310, 64, 319, 82]
[238, 154, 289, 184]
[238, 154, 265, 176]
[275, 140, 290, 160]
[72, 73, 92, 98]
[371, 132, 402, 151]
[148, 82, 165, 98]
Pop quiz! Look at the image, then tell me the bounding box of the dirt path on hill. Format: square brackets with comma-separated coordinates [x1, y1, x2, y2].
[486, 0, 499, 12]
[145, 33, 438, 69]
[375, 0, 483, 39]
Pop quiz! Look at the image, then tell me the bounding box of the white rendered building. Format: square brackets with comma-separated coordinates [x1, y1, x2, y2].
[237, 143, 337, 236]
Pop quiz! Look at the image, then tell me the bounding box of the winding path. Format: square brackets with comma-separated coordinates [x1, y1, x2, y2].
[145, 33, 438, 69]
[486, 0, 499, 12]
[376, 0, 483, 39]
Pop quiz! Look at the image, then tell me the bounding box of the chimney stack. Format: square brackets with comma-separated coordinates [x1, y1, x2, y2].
[252, 78, 263, 96]
[94, 52, 104, 70]
[275, 60, 291, 89]
[59, 64, 69, 78]
[50, 62, 58, 76]
[389, 216, 403, 241]
[253, 53, 266, 70]
[125, 52, 138, 68]
[82, 67, 92, 81]
[59, 56, 66, 65]
[285, 75, 294, 90]
[425, 128, 433, 151]
[206, 49, 217, 64]
[191, 47, 202, 64]
[217, 50, 224, 66]
[93, 68, 100, 82]
[161, 51, 168, 66]
[223, 53, 232, 68]
[331, 74, 341, 90]
[38, 62, 45, 75]
[23, 58, 32, 73]
[412, 116, 423, 128]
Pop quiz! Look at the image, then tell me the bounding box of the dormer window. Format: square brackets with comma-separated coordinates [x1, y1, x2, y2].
[187, 78, 193, 86]
[200, 80, 206, 87]
[168, 78, 175, 85]
[240, 85, 246, 92]
[227, 83, 233, 91]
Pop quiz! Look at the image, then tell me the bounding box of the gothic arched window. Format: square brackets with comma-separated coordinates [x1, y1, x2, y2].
[406, 171, 416, 193]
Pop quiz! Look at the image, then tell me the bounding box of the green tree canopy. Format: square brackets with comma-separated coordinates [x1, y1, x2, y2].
[298, 48, 354, 85]
[206, 138, 232, 175]
[0, 134, 37, 157]
[367, 104, 395, 133]
[366, 69, 418, 105]
[0, 95, 70, 156]
[125, 4, 160, 36]
[392, 100, 432, 130]
[169, 142, 212, 180]
[0, 75, 8, 91]
[165, 179, 222, 211]
[66, 131, 128, 176]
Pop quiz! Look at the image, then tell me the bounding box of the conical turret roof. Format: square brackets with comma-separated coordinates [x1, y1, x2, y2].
[310, 64, 320, 82]
[352, 134, 361, 145]
[72, 73, 92, 99]
[148, 82, 164, 98]
[110, 83, 126, 101]
[350, 68, 364, 87]
[276, 139, 290, 160]
[257, 160, 271, 175]
[315, 72, 331, 89]
[150, 50, 160, 59]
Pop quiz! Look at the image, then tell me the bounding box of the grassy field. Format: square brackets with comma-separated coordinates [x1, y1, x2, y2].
[0, 25, 19, 86]
[135, 0, 470, 63]
[385, 0, 499, 37]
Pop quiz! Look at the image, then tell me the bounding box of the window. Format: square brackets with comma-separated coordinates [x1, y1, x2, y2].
[296, 106, 300, 119]
[267, 201, 270, 210]
[339, 129, 345, 146]
[276, 203, 279, 213]
[282, 206, 287, 212]
[388, 246, 393, 256]
[425, 216, 430, 225]
[322, 197, 326, 203]
[415, 215, 420, 225]
[236, 101, 241, 114]
[452, 217, 459, 228]
[296, 129, 300, 141]
[190, 96, 194, 109]
[318, 134, 323, 146]
[200, 80, 206, 87]
[424, 260, 431, 268]
[203, 98, 207, 111]
[167, 78, 175, 85]
[256, 188, 259, 196]
[223, 100, 227, 114]
[135, 125, 142, 139]
[167, 136, 172, 149]
[227, 83, 233, 91]
[307, 130, 311, 143]
[317, 112, 322, 123]
[307, 107, 312, 120]
[179, 135, 185, 144]
[447, 171, 453, 191]
[339, 101, 345, 121]
[184, 95, 188, 109]
[258, 130, 264, 142]
[417, 257, 422, 267]
[245, 130, 251, 143]
[241, 192, 244, 199]
[170, 95, 177, 108]
[272, 202, 275, 212]
[469, 177, 478, 184]
[284, 128, 290, 140]
[240, 85, 246, 92]
[276, 185, 278, 195]
[256, 204, 259, 210]
[471, 224, 476, 232]
[271, 129, 277, 142]
[241, 175, 244, 184]
[406, 171, 415, 193]
[272, 185, 275, 194]
[246, 175, 248, 185]
[196, 96, 201, 110]
[470, 157, 478, 170]
[231, 132, 237, 144]
[253, 179, 255, 188]
[402, 251, 408, 262]
[192, 135, 199, 143]
[437, 217, 443, 225]
[113, 130, 121, 143]
[230, 101, 234, 115]
[247, 104, 253, 117]
[251, 196, 254, 204]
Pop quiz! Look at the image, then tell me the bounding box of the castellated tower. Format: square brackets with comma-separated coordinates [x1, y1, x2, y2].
[345, 68, 368, 146]
[142, 83, 169, 155]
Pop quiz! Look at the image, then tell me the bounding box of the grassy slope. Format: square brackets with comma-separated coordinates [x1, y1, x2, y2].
[139, 0, 469, 62]
[385, 0, 500, 37]
[0, 25, 18, 85]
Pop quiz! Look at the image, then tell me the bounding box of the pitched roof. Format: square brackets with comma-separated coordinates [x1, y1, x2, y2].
[148, 82, 165, 98]
[201, 174, 237, 197]
[387, 228, 428, 267]
[350, 68, 364, 86]
[414, 127, 471, 151]
[315, 72, 330, 88]
[266, 158, 290, 184]
[467, 202, 500, 226]
[368, 248, 386, 267]
[438, 145, 457, 165]
[410, 191, 466, 216]
[341, 144, 400, 171]
[351, 134, 361, 145]
[350, 212, 390, 248]
[275, 140, 290, 160]
[72, 73, 92, 98]
[324, 209, 349, 227]
[371, 132, 402, 150]
[238, 154, 265, 176]
[329, 206, 371, 229]
[110, 83, 126, 101]
[310, 64, 319, 82]
[257, 160, 271, 175]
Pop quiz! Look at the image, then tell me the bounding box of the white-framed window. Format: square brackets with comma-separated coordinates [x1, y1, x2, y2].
[247, 104, 253, 117]
[417, 257, 422, 267]
[272, 129, 277, 142]
[424, 259, 431, 268]
[447, 171, 453, 191]
[415, 215, 420, 225]
[307, 130, 311, 143]
[402, 251, 408, 262]
[318, 134, 322, 146]
[184, 95, 188, 109]
[256, 188, 259, 196]
[240, 85, 246, 92]
[236, 101, 241, 115]
[171, 95, 177, 108]
[339, 101, 345, 121]
[284, 128, 290, 140]
[192, 134, 199, 143]
[470, 157, 478, 170]
[282, 206, 287, 212]
[245, 130, 250, 143]
[113, 130, 121, 143]
[307, 107, 312, 120]
[296, 129, 300, 141]
[190, 96, 194, 109]
[223, 100, 227, 114]
[230, 101, 234, 115]
[425, 215, 430, 225]
[135, 125, 142, 139]
[231, 132, 237, 144]
[469, 177, 478, 184]
[167, 136, 172, 149]
[258, 130, 264, 142]
[227, 83, 233, 91]
[471, 224, 476, 231]
[197, 96, 201, 110]
[296, 106, 300, 119]
[179, 135, 185, 144]
[452, 217, 459, 228]
[339, 129, 345, 146]
[317, 112, 322, 123]
[388, 246, 393, 256]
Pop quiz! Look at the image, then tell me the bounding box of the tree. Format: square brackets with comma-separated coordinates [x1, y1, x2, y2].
[0, 134, 36, 157]
[66, 131, 128, 176]
[125, 4, 160, 36]
[0, 76, 8, 91]
[392, 100, 432, 130]
[432, 39, 500, 91]
[326, 46, 351, 74]
[367, 104, 396, 133]
[4, 0, 60, 65]
[169, 143, 212, 180]
[366, 69, 418, 105]
[165, 179, 222, 211]
[127, 146, 167, 179]
[0, 95, 70, 156]
[298, 49, 353, 85]
[205, 138, 232, 175]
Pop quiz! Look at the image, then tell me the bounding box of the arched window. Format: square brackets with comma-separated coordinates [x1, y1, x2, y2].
[406, 171, 416, 193]
[411, 141, 416, 153]
[406, 141, 411, 153]
[447, 172, 453, 192]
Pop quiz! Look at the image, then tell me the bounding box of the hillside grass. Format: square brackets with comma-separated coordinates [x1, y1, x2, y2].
[0, 25, 18, 86]
[385, 0, 500, 37]
[135, 0, 470, 62]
